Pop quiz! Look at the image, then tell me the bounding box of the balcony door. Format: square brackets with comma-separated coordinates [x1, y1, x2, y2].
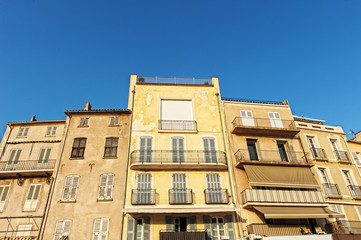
[137, 173, 152, 204]
[330, 139, 342, 160]
[277, 141, 289, 162]
[6, 149, 21, 170]
[307, 137, 319, 158]
[172, 174, 187, 204]
[172, 137, 185, 163]
[247, 139, 258, 161]
[203, 137, 217, 163]
[319, 168, 336, 195]
[37, 148, 51, 169]
[268, 112, 283, 128]
[139, 137, 152, 163]
[240, 110, 255, 126]
[342, 170, 360, 197]
[206, 173, 222, 203]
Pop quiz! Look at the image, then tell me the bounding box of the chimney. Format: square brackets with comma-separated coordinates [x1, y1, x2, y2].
[84, 101, 92, 111]
[30, 115, 37, 122]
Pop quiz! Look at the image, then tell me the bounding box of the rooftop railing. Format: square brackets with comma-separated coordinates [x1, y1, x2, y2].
[334, 150, 351, 163]
[0, 160, 56, 172]
[137, 76, 212, 85]
[204, 189, 229, 204]
[310, 148, 327, 159]
[158, 120, 197, 131]
[222, 97, 284, 105]
[232, 117, 296, 129]
[169, 189, 193, 205]
[131, 189, 156, 205]
[234, 149, 308, 164]
[347, 185, 361, 198]
[322, 183, 341, 196]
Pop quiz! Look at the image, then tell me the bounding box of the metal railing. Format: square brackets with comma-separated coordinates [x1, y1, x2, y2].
[131, 189, 156, 205]
[347, 185, 361, 198]
[234, 149, 308, 164]
[222, 97, 284, 105]
[322, 183, 341, 196]
[242, 189, 325, 205]
[204, 189, 229, 204]
[334, 150, 351, 162]
[247, 223, 309, 236]
[159, 231, 207, 240]
[0, 160, 56, 172]
[137, 76, 212, 85]
[158, 120, 197, 131]
[310, 148, 327, 159]
[169, 189, 193, 204]
[232, 117, 296, 129]
[130, 150, 227, 165]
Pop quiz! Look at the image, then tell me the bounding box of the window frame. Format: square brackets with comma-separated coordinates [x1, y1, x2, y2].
[0, 185, 10, 212]
[92, 218, 109, 240]
[23, 184, 42, 211]
[109, 116, 120, 126]
[45, 126, 57, 136]
[104, 137, 118, 158]
[78, 117, 89, 127]
[98, 174, 114, 200]
[17, 127, 29, 138]
[71, 138, 87, 158]
[61, 175, 80, 202]
[53, 219, 72, 240]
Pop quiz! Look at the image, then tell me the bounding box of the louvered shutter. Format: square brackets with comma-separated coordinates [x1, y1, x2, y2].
[24, 185, 35, 210]
[46, 127, 52, 136]
[203, 138, 217, 163]
[14, 149, 21, 164]
[8, 150, 16, 164]
[98, 175, 107, 199]
[54, 220, 64, 239]
[126, 217, 135, 240]
[203, 215, 212, 240]
[38, 149, 46, 164]
[166, 216, 174, 232]
[23, 127, 29, 136]
[143, 216, 150, 240]
[269, 112, 283, 128]
[101, 218, 109, 240]
[62, 176, 72, 201]
[139, 137, 152, 162]
[240, 110, 255, 126]
[188, 216, 196, 231]
[70, 176, 79, 201]
[18, 128, 24, 137]
[0, 186, 10, 211]
[31, 185, 41, 209]
[92, 218, 101, 240]
[63, 220, 71, 236]
[106, 175, 114, 199]
[225, 215, 235, 240]
[206, 174, 222, 203]
[51, 127, 57, 135]
[44, 148, 51, 163]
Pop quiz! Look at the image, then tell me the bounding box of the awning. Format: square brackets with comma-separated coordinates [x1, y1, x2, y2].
[254, 206, 345, 219]
[244, 165, 319, 188]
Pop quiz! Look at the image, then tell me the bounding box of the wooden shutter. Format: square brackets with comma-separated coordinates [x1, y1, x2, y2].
[98, 175, 107, 199]
[62, 176, 72, 201]
[106, 175, 114, 199]
[140, 137, 152, 162]
[268, 112, 283, 128]
[51, 126, 57, 135]
[92, 218, 109, 240]
[203, 137, 217, 163]
[188, 216, 196, 231]
[0, 186, 10, 211]
[24, 184, 41, 210]
[126, 217, 135, 240]
[46, 127, 52, 136]
[172, 137, 185, 162]
[17, 128, 24, 137]
[54, 220, 64, 239]
[70, 176, 79, 201]
[166, 216, 174, 232]
[203, 215, 212, 239]
[225, 215, 235, 240]
[23, 127, 29, 137]
[240, 110, 255, 126]
[143, 216, 150, 240]
[92, 218, 101, 240]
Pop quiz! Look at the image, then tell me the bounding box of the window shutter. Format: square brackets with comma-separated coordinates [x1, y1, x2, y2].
[38, 149, 46, 163]
[98, 175, 107, 199]
[54, 220, 64, 239]
[62, 176, 72, 201]
[126, 217, 135, 240]
[8, 150, 16, 164]
[101, 218, 109, 240]
[225, 215, 235, 240]
[24, 185, 35, 210]
[165, 216, 174, 232]
[18, 128, 24, 137]
[143, 216, 150, 240]
[46, 127, 52, 136]
[31, 185, 41, 209]
[51, 127, 57, 136]
[14, 149, 22, 164]
[63, 220, 72, 235]
[92, 218, 101, 240]
[70, 176, 79, 201]
[0, 186, 10, 211]
[188, 216, 196, 231]
[106, 175, 114, 199]
[203, 215, 212, 239]
[23, 127, 29, 136]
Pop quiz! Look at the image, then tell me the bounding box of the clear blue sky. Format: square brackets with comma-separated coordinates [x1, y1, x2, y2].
[1, 0, 360, 137]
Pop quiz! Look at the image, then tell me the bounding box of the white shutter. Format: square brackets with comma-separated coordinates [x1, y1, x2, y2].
[106, 175, 114, 199]
[46, 127, 52, 136]
[24, 184, 41, 211]
[92, 218, 102, 240]
[240, 110, 255, 126]
[62, 176, 72, 201]
[51, 126, 57, 135]
[0, 185, 10, 212]
[62, 175, 79, 201]
[54, 219, 72, 240]
[268, 112, 283, 128]
[98, 175, 107, 200]
[70, 176, 79, 201]
[92, 218, 109, 240]
[98, 174, 114, 200]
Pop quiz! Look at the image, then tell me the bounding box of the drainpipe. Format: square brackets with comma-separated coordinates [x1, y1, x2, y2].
[221, 100, 243, 239]
[216, 93, 242, 239]
[120, 86, 135, 240]
[38, 116, 71, 240]
[0, 124, 13, 160]
[342, 136, 361, 179]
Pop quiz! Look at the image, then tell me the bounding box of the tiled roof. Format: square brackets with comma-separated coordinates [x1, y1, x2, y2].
[64, 109, 131, 115]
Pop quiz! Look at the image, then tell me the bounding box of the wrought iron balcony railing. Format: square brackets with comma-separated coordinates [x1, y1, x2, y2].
[169, 189, 193, 204]
[204, 189, 229, 204]
[347, 185, 361, 198]
[137, 76, 212, 85]
[0, 160, 56, 172]
[310, 147, 327, 159]
[334, 150, 351, 162]
[158, 120, 197, 131]
[232, 117, 296, 129]
[234, 149, 308, 164]
[131, 189, 156, 205]
[130, 150, 227, 165]
[322, 183, 341, 196]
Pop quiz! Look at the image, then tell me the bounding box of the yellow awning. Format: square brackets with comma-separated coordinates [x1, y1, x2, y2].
[244, 165, 319, 188]
[254, 206, 345, 219]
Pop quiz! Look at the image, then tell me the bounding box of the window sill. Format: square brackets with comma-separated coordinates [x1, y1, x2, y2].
[158, 129, 198, 133]
[103, 156, 117, 159]
[60, 200, 77, 203]
[16, 136, 28, 138]
[78, 125, 89, 128]
[97, 198, 113, 202]
[23, 209, 36, 212]
[45, 135, 56, 137]
[108, 124, 120, 127]
[70, 157, 84, 160]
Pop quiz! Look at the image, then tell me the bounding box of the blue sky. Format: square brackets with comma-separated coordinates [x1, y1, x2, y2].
[0, 0, 360, 137]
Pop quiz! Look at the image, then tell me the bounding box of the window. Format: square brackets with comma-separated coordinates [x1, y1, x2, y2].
[79, 117, 89, 127]
[160, 100, 194, 130]
[342, 170, 360, 197]
[24, 184, 41, 211]
[171, 174, 188, 204]
[203, 137, 217, 163]
[62, 175, 79, 201]
[247, 139, 258, 161]
[37, 148, 51, 168]
[268, 112, 283, 128]
[92, 218, 109, 240]
[212, 217, 225, 240]
[277, 141, 289, 162]
[206, 173, 224, 203]
[351, 152, 361, 166]
[0, 185, 10, 212]
[330, 205, 349, 229]
[240, 110, 255, 126]
[71, 138, 86, 158]
[135, 173, 152, 204]
[171, 137, 185, 163]
[104, 137, 118, 157]
[166, 216, 196, 232]
[307, 136, 325, 158]
[342, 170, 355, 186]
[126, 217, 150, 240]
[98, 174, 114, 200]
[203, 215, 235, 240]
[6, 149, 22, 170]
[356, 206, 361, 220]
[319, 168, 331, 183]
[53, 219, 71, 240]
[17, 127, 29, 137]
[319, 168, 339, 196]
[109, 116, 119, 126]
[139, 136, 152, 162]
[46, 126, 57, 136]
[330, 139, 342, 160]
[16, 224, 32, 237]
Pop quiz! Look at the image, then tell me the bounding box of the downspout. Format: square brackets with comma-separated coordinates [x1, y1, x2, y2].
[120, 86, 135, 240]
[0, 124, 13, 160]
[342, 136, 361, 178]
[215, 93, 241, 239]
[38, 116, 71, 240]
[221, 100, 243, 239]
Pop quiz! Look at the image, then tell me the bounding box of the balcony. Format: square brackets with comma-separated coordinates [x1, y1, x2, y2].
[159, 231, 207, 240]
[322, 183, 342, 198]
[347, 185, 361, 199]
[247, 223, 311, 236]
[0, 160, 56, 178]
[241, 189, 326, 206]
[332, 220, 361, 234]
[204, 189, 229, 204]
[234, 149, 310, 167]
[131, 189, 156, 205]
[130, 150, 227, 170]
[169, 189, 193, 205]
[158, 120, 197, 132]
[232, 117, 299, 137]
[137, 76, 213, 86]
[310, 148, 328, 160]
[334, 150, 351, 163]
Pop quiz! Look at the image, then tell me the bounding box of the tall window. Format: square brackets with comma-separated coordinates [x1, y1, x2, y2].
[17, 127, 29, 137]
[126, 217, 150, 240]
[160, 100, 194, 130]
[204, 215, 235, 240]
[6, 149, 22, 170]
[268, 112, 283, 128]
[307, 136, 325, 158]
[330, 139, 342, 160]
[171, 174, 188, 204]
[37, 148, 51, 168]
[240, 110, 255, 126]
[24, 184, 41, 211]
[136, 173, 152, 204]
[62, 175, 79, 201]
[352, 152, 361, 166]
[92, 218, 109, 240]
[212, 217, 225, 240]
[172, 137, 185, 163]
[206, 173, 223, 203]
[79, 117, 89, 127]
[109, 116, 119, 126]
[71, 138, 86, 158]
[247, 139, 258, 161]
[104, 137, 118, 157]
[46, 126, 57, 136]
[203, 137, 217, 163]
[98, 174, 114, 200]
[0, 185, 10, 212]
[277, 141, 289, 162]
[139, 136, 152, 162]
[53, 219, 71, 240]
